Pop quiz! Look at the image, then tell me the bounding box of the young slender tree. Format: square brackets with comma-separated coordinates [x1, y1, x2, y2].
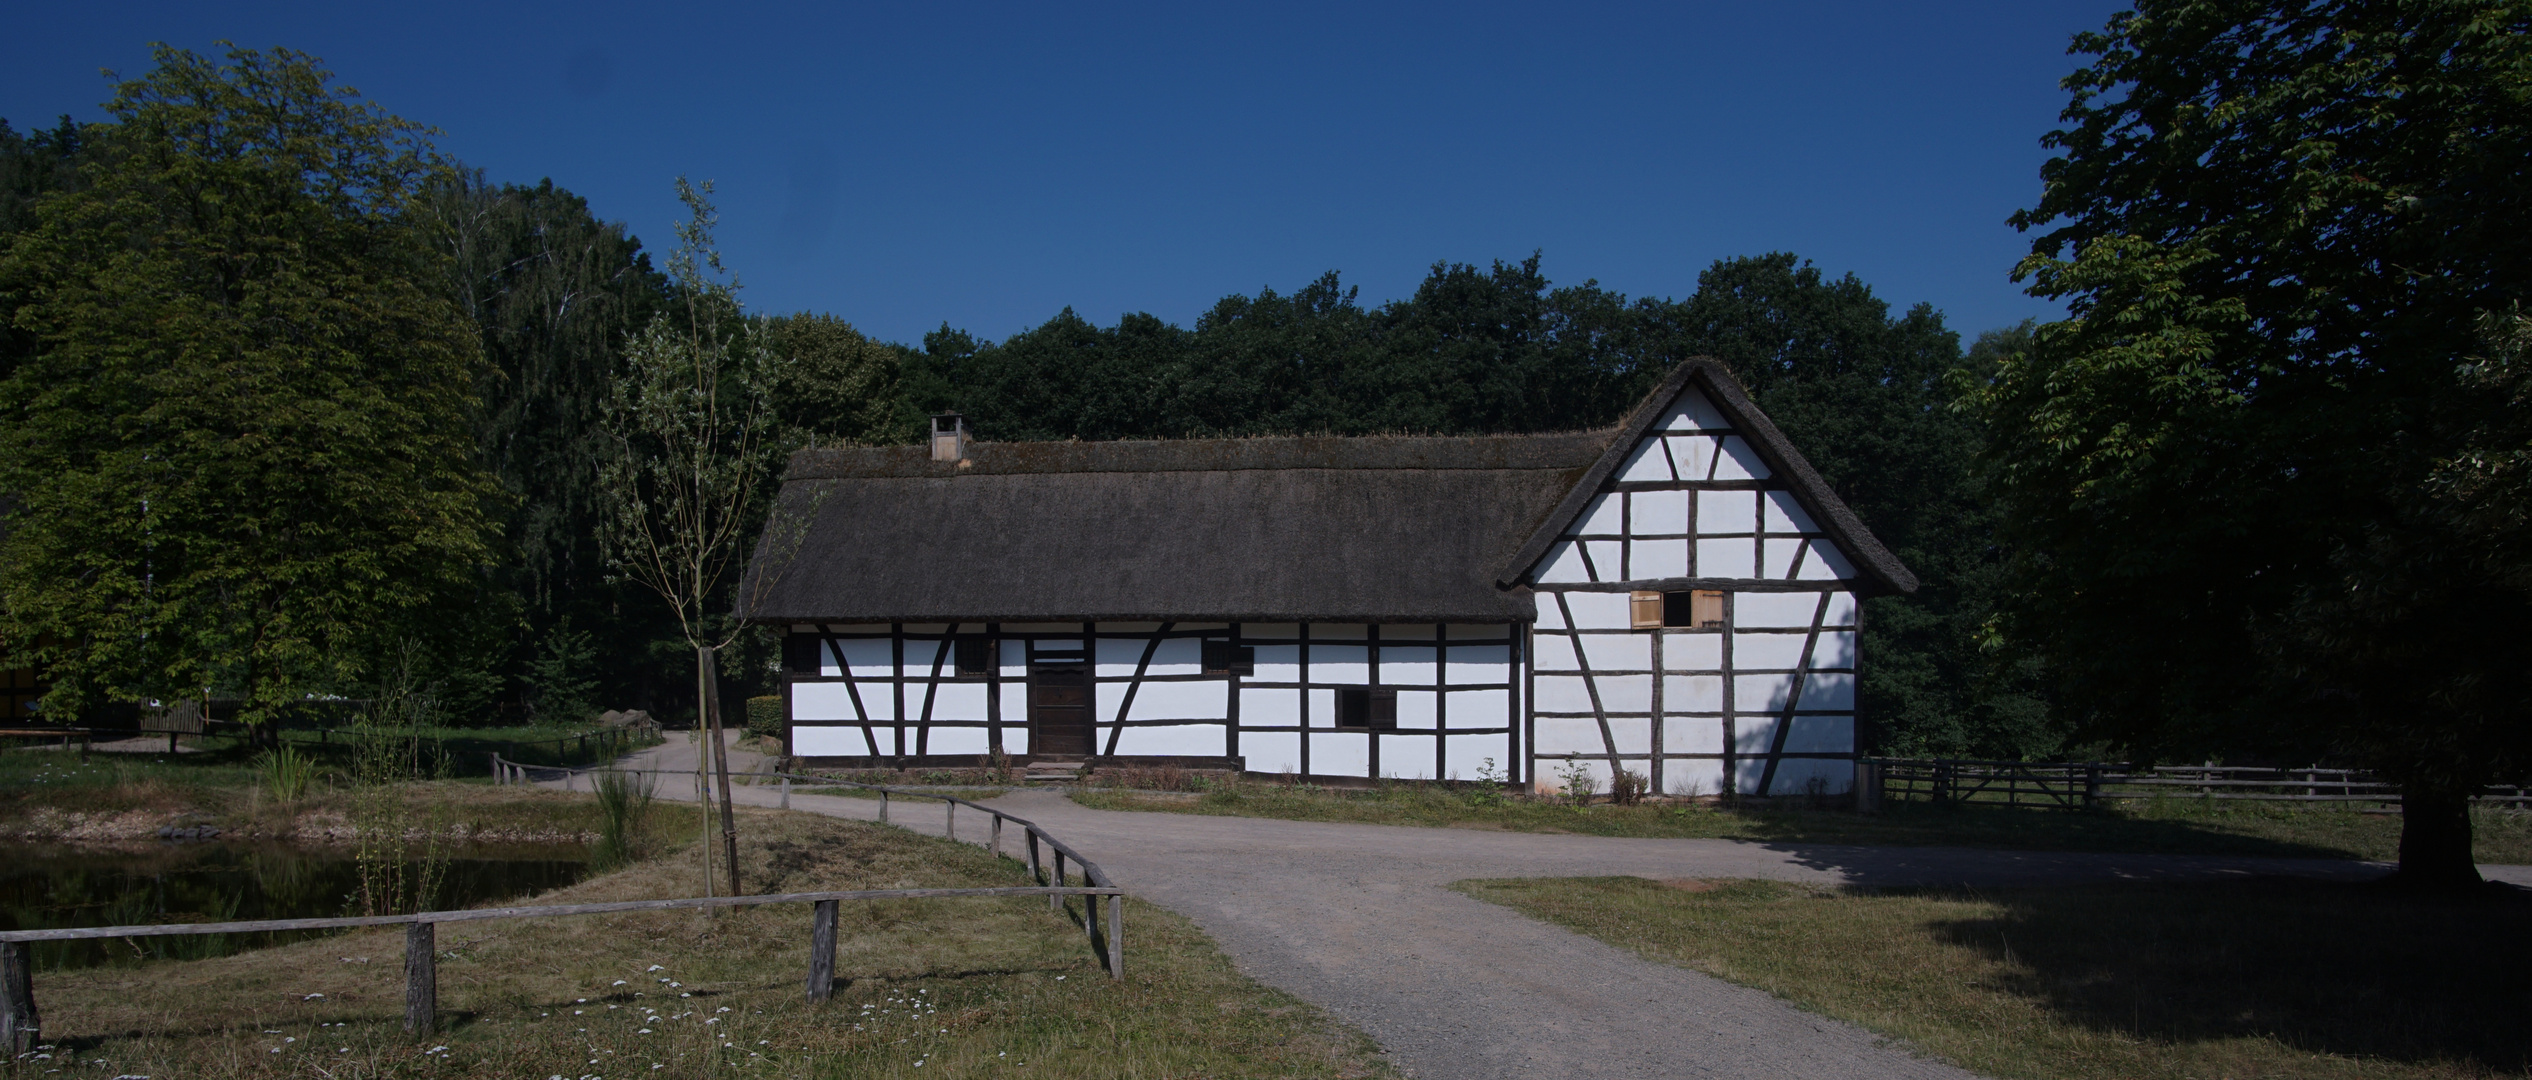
[597, 178, 793, 897]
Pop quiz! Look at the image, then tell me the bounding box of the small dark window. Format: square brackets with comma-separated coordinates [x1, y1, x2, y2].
[954, 636, 993, 678]
[1334, 687, 1397, 730]
[1661, 590, 1728, 630]
[782, 633, 825, 674]
[1202, 641, 1256, 676]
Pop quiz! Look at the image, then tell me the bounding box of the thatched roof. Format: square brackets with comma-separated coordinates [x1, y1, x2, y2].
[741, 433, 1608, 623]
[741, 358, 1915, 625]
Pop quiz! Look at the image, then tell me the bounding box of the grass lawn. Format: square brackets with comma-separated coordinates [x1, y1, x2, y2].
[1071, 782, 2532, 863]
[7, 803, 1390, 1080]
[1457, 875, 2532, 1080]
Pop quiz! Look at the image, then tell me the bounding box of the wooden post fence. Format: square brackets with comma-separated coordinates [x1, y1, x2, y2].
[806, 900, 839, 1002]
[2, 941, 34, 1056]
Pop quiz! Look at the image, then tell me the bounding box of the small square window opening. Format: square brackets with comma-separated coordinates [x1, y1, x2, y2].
[1334, 687, 1398, 730]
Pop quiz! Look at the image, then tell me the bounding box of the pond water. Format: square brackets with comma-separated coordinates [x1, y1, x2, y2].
[0, 841, 588, 971]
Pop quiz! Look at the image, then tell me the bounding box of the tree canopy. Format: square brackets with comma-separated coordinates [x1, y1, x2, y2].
[1973, 0, 2532, 884]
[0, 44, 500, 726]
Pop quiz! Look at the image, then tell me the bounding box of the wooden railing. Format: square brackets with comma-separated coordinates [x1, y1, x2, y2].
[0, 763, 1125, 1053]
[1857, 758, 2532, 811]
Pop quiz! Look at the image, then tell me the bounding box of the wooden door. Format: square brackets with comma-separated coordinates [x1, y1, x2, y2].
[1029, 664, 1092, 757]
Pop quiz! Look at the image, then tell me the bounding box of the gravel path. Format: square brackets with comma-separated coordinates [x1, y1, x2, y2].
[596, 737, 2529, 1080]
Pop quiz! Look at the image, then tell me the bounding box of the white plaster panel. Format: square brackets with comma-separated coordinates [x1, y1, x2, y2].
[1306, 688, 1336, 727]
[1821, 591, 1860, 626]
[1141, 637, 1203, 676]
[1782, 715, 1855, 754]
[1533, 675, 1595, 714]
[1698, 490, 1759, 534]
[1799, 673, 1857, 711]
[1242, 731, 1301, 776]
[1795, 540, 1858, 581]
[1095, 638, 1151, 677]
[836, 638, 895, 677]
[1379, 647, 1438, 685]
[1239, 688, 1300, 726]
[1664, 632, 1723, 671]
[924, 682, 989, 721]
[1589, 671, 1653, 713]
[1714, 436, 1772, 480]
[1663, 716, 1725, 754]
[1629, 538, 1688, 581]
[1663, 675, 1725, 712]
[1444, 688, 1511, 727]
[1583, 541, 1622, 582]
[1251, 644, 1303, 683]
[1529, 633, 1582, 673]
[1735, 759, 1772, 796]
[1697, 537, 1756, 580]
[1616, 439, 1674, 483]
[1447, 624, 1512, 640]
[1445, 735, 1508, 782]
[1559, 590, 1633, 630]
[1812, 631, 1860, 669]
[1763, 539, 1807, 579]
[791, 682, 864, 722]
[1310, 644, 1369, 685]
[1735, 715, 1780, 754]
[1029, 639, 1084, 655]
[790, 725, 866, 757]
[924, 725, 990, 756]
[1733, 631, 1813, 670]
[1579, 632, 1652, 672]
[1769, 757, 1854, 796]
[1380, 734, 1435, 779]
[1666, 757, 1727, 799]
[1736, 673, 1800, 712]
[1540, 756, 1614, 796]
[1660, 389, 1728, 431]
[1533, 717, 1606, 756]
[998, 640, 1028, 669]
[1243, 623, 1302, 641]
[1124, 679, 1229, 721]
[1603, 717, 1653, 755]
[1575, 493, 1625, 536]
[1446, 644, 1514, 683]
[1630, 489, 1687, 535]
[906, 639, 952, 679]
[1667, 436, 1714, 480]
[1310, 731, 1370, 777]
[1393, 690, 1438, 730]
[1003, 726, 1029, 754]
[1112, 722, 1227, 757]
[1763, 490, 1818, 533]
[816, 641, 842, 677]
[1735, 592, 1822, 629]
[1535, 600, 1569, 630]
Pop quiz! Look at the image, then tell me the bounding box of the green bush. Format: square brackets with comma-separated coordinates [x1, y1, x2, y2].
[744, 695, 783, 739]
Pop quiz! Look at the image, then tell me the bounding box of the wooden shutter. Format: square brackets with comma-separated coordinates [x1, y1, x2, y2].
[954, 636, 992, 678]
[1630, 590, 1664, 629]
[1370, 689, 1398, 730]
[1691, 590, 1726, 629]
[1335, 687, 1369, 728]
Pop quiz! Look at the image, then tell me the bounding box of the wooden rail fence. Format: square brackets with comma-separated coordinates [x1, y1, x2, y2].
[0, 763, 1125, 1053]
[1857, 758, 2532, 811]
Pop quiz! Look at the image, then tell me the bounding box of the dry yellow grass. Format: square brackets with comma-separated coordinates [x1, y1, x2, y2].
[1458, 876, 2532, 1080]
[10, 805, 1390, 1080]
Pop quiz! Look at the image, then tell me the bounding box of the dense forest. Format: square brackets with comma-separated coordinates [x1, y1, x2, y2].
[9, 0, 2526, 886]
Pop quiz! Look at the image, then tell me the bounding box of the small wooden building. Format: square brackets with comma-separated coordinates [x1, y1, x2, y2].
[741, 359, 1915, 796]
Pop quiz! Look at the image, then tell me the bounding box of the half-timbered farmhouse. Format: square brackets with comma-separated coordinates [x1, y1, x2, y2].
[741, 358, 1915, 796]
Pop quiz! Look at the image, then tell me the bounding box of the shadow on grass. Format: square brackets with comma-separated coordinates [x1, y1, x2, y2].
[1713, 801, 2376, 861]
[1923, 878, 2532, 1071]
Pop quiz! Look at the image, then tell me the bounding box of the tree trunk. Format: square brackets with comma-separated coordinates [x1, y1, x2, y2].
[2393, 787, 2481, 889]
[701, 644, 742, 898]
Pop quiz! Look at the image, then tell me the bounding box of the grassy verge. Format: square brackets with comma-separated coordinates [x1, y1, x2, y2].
[10, 805, 1391, 1080]
[1455, 875, 2531, 1080]
[1071, 782, 2532, 863]
[0, 759, 691, 844]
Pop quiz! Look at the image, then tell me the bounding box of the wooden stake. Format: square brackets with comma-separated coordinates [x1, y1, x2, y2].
[1, 941, 36, 1055]
[403, 922, 435, 1035]
[806, 900, 838, 1002]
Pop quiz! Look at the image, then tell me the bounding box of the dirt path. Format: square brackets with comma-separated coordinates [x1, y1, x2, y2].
[589, 747, 2527, 1080]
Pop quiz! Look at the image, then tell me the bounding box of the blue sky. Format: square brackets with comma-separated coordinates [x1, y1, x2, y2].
[5, 1, 2124, 348]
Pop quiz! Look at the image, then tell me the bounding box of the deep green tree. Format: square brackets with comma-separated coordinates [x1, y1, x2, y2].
[0, 44, 500, 732]
[1975, 0, 2532, 885]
